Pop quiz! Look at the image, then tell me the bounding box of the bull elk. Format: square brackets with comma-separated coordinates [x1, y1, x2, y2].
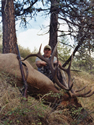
[0, 44, 94, 109]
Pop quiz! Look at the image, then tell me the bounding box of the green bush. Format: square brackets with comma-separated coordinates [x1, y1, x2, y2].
[19, 45, 37, 68]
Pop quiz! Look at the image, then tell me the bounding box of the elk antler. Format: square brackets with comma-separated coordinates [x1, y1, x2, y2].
[22, 44, 94, 98]
[59, 55, 94, 98]
[22, 44, 72, 90]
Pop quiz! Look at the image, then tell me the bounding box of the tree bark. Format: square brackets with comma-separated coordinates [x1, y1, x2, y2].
[49, 0, 59, 52]
[2, 0, 17, 54]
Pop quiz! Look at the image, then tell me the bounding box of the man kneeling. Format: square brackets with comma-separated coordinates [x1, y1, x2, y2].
[35, 45, 66, 85]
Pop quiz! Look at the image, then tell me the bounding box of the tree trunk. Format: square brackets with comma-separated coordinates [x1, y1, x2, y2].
[2, 0, 17, 54]
[49, 0, 58, 52]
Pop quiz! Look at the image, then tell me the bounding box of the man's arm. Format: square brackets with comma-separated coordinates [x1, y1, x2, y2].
[36, 57, 61, 68]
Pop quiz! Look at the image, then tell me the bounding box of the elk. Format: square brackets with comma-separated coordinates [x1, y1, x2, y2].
[0, 44, 94, 109]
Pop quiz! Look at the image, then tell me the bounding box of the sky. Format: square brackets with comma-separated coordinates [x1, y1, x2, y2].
[16, 14, 72, 53]
[16, 16, 50, 53]
[16, 1, 51, 53]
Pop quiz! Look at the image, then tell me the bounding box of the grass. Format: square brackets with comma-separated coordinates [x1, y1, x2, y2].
[71, 71, 94, 118]
[0, 70, 94, 125]
[0, 71, 70, 125]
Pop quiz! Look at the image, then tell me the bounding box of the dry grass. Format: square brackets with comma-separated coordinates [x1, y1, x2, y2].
[0, 71, 94, 125]
[71, 71, 94, 118]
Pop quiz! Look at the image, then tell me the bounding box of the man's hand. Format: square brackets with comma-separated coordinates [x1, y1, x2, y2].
[36, 61, 47, 67]
[40, 61, 47, 66]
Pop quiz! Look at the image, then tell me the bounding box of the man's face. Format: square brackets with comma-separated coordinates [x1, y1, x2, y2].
[44, 48, 51, 58]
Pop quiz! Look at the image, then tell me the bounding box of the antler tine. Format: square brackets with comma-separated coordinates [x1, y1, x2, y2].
[59, 55, 73, 90]
[66, 54, 73, 88]
[22, 53, 37, 61]
[71, 85, 94, 98]
[48, 43, 59, 78]
[75, 85, 87, 92]
[83, 91, 94, 98]
[71, 89, 92, 97]
[38, 44, 42, 54]
[68, 54, 73, 69]
[75, 86, 94, 97]
[37, 44, 49, 63]
[53, 72, 72, 90]
[50, 42, 58, 68]
[51, 42, 58, 59]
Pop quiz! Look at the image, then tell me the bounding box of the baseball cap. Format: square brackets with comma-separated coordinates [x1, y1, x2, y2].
[44, 45, 52, 50]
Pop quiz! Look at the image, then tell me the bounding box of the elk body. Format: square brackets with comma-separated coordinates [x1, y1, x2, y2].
[0, 53, 59, 95]
[0, 53, 82, 107]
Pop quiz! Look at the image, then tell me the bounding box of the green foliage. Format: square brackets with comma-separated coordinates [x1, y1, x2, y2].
[57, 42, 71, 63]
[72, 50, 94, 72]
[18, 45, 31, 57]
[57, 34, 94, 73]
[19, 45, 37, 68]
[57, 34, 71, 64]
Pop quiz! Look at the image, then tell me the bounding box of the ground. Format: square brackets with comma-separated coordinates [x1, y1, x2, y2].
[0, 71, 94, 125]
